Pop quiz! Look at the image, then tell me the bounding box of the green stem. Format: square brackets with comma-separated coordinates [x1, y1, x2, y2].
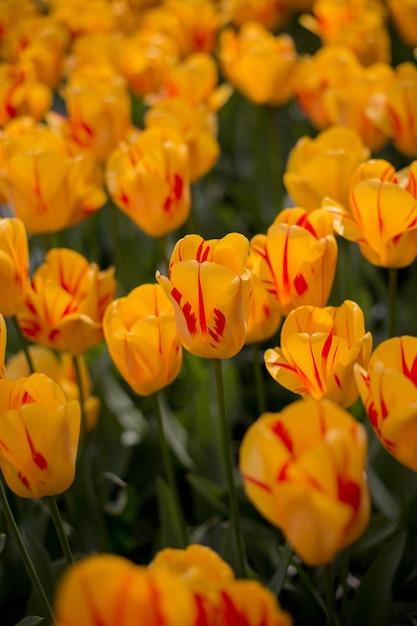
[44, 495, 74, 567]
[212, 358, 247, 578]
[388, 267, 398, 338]
[72, 355, 86, 434]
[291, 556, 327, 614]
[0, 478, 55, 622]
[152, 393, 187, 548]
[325, 562, 337, 626]
[12, 316, 35, 374]
[252, 344, 267, 415]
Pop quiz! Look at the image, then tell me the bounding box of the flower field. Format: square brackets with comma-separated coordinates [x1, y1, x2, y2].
[1, 1, 417, 625]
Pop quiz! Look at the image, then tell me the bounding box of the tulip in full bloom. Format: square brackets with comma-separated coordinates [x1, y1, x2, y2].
[250, 208, 337, 316]
[0, 217, 29, 317]
[265, 300, 372, 408]
[354, 336, 417, 472]
[0, 373, 81, 498]
[105, 127, 191, 237]
[240, 398, 371, 565]
[284, 126, 370, 211]
[17, 248, 116, 354]
[325, 159, 417, 267]
[103, 284, 183, 396]
[219, 22, 297, 106]
[157, 233, 253, 359]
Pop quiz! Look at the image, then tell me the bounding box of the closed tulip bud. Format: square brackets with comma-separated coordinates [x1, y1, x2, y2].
[103, 283, 183, 396]
[354, 336, 417, 472]
[157, 233, 253, 359]
[284, 126, 370, 211]
[0, 373, 80, 498]
[250, 208, 337, 316]
[218, 23, 297, 106]
[53, 554, 197, 626]
[17, 248, 116, 355]
[0, 217, 29, 317]
[265, 300, 372, 408]
[240, 398, 370, 565]
[106, 127, 191, 237]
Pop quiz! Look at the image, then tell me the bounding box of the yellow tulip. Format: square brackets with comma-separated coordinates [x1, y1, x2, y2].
[240, 398, 370, 565]
[49, 0, 117, 36]
[0, 217, 29, 317]
[250, 208, 337, 316]
[103, 284, 183, 396]
[221, 0, 287, 30]
[284, 126, 370, 211]
[245, 251, 282, 345]
[157, 233, 253, 359]
[0, 315, 6, 379]
[265, 300, 372, 408]
[17, 248, 116, 355]
[217, 580, 293, 626]
[218, 22, 297, 106]
[0, 373, 80, 498]
[354, 336, 417, 472]
[105, 127, 191, 237]
[0, 61, 52, 127]
[53, 554, 197, 626]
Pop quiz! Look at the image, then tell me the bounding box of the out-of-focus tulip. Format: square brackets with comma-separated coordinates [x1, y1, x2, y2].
[0, 373, 80, 498]
[0, 117, 107, 234]
[144, 99, 220, 182]
[250, 208, 337, 316]
[48, 0, 118, 36]
[221, 0, 288, 30]
[300, 0, 390, 66]
[388, 0, 417, 47]
[106, 127, 191, 237]
[0, 0, 36, 55]
[0, 217, 29, 317]
[245, 251, 282, 345]
[265, 300, 372, 407]
[6, 348, 100, 433]
[0, 315, 6, 379]
[325, 159, 417, 267]
[240, 398, 370, 565]
[53, 554, 197, 626]
[17, 248, 116, 355]
[355, 336, 417, 472]
[217, 580, 293, 626]
[218, 22, 297, 106]
[157, 233, 253, 359]
[103, 284, 183, 396]
[0, 62, 52, 127]
[367, 62, 417, 158]
[284, 126, 370, 211]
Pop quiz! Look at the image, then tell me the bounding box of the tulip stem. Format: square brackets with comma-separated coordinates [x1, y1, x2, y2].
[324, 562, 338, 626]
[12, 316, 35, 374]
[0, 478, 55, 623]
[152, 392, 187, 548]
[213, 358, 247, 578]
[252, 344, 267, 415]
[44, 495, 74, 567]
[72, 355, 86, 433]
[388, 268, 398, 338]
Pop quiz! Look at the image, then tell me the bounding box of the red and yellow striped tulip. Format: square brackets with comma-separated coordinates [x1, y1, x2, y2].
[0, 217, 29, 317]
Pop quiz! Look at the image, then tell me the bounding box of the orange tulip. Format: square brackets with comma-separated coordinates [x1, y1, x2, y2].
[106, 127, 191, 237]
[157, 233, 253, 359]
[240, 398, 370, 565]
[0, 217, 29, 317]
[48, 0, 117, 36]
[0, 373, 80, 498]
[250, 208, 337, 316]
[265, 300, 372, 408]
[355, 336, 417, 472]
[103, 284, 183, 396]
[221, 0, 287, 30]
[17, 248, 116, 354]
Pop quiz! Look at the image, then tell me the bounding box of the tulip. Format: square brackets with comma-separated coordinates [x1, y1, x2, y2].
[221, 0, 287, 30]
[0, 217, 29, 317]
[49, 0, 117, 36]
[265, 300, 372, 408]
[354, 336, 417, 472]
[17, 248, 116, 354]
[6, 347, 100, 432]
[250, 208, 337, 316]
[240, 398, 371, 565]
[0, 315, 6, 379]
[103, 283, 183, 396]
[105, 127, 191, 237]
[0, 61, 52, 126]
[0, 373, 80, 498]
[53, 554, 197, 626]
[389, 0, 417, 47]
[156, 233, 253, 359]
[218, 22, 297, 106]
[217, 580, 293, 626]
[325, 159, 417, 268]
[284, 126, 370, 211]
[245, 251, 282, 345]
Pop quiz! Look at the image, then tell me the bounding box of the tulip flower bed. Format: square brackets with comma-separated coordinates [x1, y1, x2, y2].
[2, 1, 417, 625]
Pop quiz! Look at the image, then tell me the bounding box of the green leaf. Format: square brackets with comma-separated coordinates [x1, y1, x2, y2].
[348, 530, 407, 626]
[22, 530, 55, 616]
[158, 394, 195, 470]
[350, 514, 399, 556]
[186, 473, 228, 515]
[0, 532, 6, 555]
[267, 542, 293, 596]
[367, 465, 401, 522]
[15, 617, 44, 626]
[156, 477, 186, 549]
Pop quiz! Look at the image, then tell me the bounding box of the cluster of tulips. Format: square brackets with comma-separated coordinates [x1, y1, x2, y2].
[1, 0, 417, 624]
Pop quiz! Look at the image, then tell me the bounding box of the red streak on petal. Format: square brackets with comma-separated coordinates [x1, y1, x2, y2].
[48, 328, 60, 343]
[322, 333, 333, 360]
[242, 474, 272, 492]
[208, 308, 226, 344]
[368, 402, 379, 428]
[262, 304, 271, 318]
[309, 341, 324, 392]
[380, 397, 389, 419]
[197, 266, 207, 336]
[277, 460, 290, 482]
[400, 339, 417, 386]
[221, 591, 251, 626]
[334, 373, 341, 388]
[282, 231, 290, 296]
[18, 472, 31, 492]
[25, 427, 48, 470]
[296, 213, 317, 237]
[194, 594, 209, 626]
[338, 477, 360, 511]
[120, 191, 129, 206]
[271, 420, 293, 452]
[171, 286, 182, 305]
[171, 286, 198, 336]
[149, 580, 166, 626]
[294, 273, 308, 296]
[0, 439, 9, 453]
